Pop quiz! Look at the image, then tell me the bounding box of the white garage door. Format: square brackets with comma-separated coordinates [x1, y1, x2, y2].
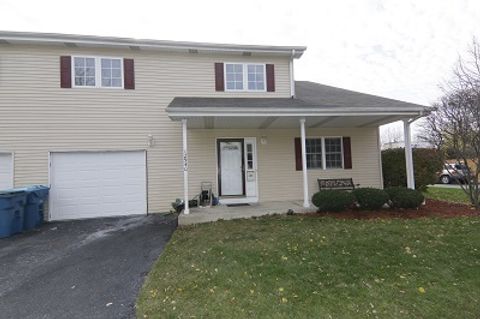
[0, 153, 13, 190]
[50, 151, 147, 220]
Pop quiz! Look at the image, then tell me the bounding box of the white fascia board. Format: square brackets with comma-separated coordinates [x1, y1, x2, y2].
[0, 31, 306, 58]
[166, 107, 425, 117]
[167, 110, 424, 120]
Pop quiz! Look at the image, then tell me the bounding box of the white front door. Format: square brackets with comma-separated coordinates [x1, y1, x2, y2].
[0, 153, 13, 190]
[49, 151, 147, 220]
[218, 140, 244, 196]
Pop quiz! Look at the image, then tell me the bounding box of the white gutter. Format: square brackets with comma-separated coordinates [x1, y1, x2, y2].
[166, 106, 425, 115]
[167, 111, 425, 118]
[407, 112, 426, 123]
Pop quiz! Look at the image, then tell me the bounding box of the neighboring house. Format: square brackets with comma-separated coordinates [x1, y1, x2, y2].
[0, 31, 427, 220]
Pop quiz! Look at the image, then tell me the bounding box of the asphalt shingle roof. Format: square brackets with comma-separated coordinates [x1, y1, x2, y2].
[167, 81, 427, 111]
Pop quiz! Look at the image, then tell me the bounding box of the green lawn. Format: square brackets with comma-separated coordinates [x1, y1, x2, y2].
[424, 186, 471, 204]
[137, 216, 480, 318]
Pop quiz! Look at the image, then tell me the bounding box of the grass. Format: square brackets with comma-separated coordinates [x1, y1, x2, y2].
[137, 216, 480, 319]
[424, 186, 471, 204]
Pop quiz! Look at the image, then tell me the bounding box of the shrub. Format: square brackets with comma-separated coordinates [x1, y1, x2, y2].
[352, 188, 389, 210]
[312, 190, 355, 212]
[382, 148, 443, 191]
[385, 187, 425, 209]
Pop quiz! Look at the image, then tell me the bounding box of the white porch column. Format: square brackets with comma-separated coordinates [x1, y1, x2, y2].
[403, 119, 415, 189]
[182, 119, 190, 214]
[300, 118, 310, 208]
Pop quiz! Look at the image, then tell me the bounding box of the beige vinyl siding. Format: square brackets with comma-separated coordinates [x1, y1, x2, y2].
[0, 43, 383, 213]
[0, 44, 292, 213]
[187, 128, 382, 202]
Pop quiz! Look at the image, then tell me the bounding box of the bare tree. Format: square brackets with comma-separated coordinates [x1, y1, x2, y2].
[423, 38, 480, 208]
[381, 124, 403, 149]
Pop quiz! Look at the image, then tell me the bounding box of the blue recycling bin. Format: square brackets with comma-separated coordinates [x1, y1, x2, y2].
[21, 185, 49, 231]
[0, 190, 27, 238]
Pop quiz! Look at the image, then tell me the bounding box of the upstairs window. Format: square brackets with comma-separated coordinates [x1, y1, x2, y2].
[74, 57, 96, 87]
[101, 58, 123, 88]
[247, 64, 265, 90]
[73, 56, 123, 88]
[225, 63, 266, 92]
[225, 64, 244, 90]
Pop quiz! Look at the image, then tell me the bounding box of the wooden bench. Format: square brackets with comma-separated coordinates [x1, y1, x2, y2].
[318, 178, 356, 191]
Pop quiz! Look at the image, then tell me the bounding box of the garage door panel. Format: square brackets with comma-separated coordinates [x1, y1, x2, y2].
[50, 151, 147, 220]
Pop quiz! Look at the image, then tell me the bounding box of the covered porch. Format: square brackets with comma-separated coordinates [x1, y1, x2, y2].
[167, 82, 426, 219]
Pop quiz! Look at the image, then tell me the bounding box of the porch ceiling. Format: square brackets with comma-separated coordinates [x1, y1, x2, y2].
[181, 114, 408, 129]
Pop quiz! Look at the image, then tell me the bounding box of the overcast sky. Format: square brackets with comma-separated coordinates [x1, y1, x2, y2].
[1, 0, 478, 138]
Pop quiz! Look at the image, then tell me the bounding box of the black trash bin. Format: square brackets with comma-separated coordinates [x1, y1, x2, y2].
[22, 185, 50, 231]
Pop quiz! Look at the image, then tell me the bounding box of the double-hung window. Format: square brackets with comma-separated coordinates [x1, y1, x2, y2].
[225, 63, 266, 91]
[225, 64, 244, 90]
[306, 137, 343, 169]
[324, 138, 343, 169]
[74, 57, 96, 87]
[306, 138, 323, 169]
[73, 57, 123, 88]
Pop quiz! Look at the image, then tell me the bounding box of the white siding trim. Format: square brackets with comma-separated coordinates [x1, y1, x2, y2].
[0, 152, 14, 189]
[377, 127, 384, 189]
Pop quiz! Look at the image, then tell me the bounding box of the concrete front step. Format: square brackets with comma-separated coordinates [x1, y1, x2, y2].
[178, 200, 314, 225]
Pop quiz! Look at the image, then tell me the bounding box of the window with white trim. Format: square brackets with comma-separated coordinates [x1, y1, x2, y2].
[246, 143, 254, 169]
[225, 64, 244, 90]
[225, 63, 265, 91]
[101, 58, 122, 87]
[247, 64, 265, 90]
[74, 57, 96, 87]
[73, 56, 123, 88]
[306, 138, 323, 169]
[306, 137, 343, 169]
[325, 137, 343, 169]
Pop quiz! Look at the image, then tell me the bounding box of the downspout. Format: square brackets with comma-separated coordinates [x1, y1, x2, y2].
[290, 49, 296, 98]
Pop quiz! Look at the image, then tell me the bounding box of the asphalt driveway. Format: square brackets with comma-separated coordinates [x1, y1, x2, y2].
[0, 213, 177, 319]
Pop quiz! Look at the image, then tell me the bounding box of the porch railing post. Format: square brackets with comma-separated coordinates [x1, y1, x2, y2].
[300, 118, 310, 208]
[403, 119, 415, 189]
[182, 118, 190, 214]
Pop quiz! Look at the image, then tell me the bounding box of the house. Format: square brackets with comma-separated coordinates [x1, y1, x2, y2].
[0, 31, 426, 220]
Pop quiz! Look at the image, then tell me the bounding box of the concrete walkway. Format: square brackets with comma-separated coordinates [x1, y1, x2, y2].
[179, 200, 315, 225]
[429, 184, 463, 189]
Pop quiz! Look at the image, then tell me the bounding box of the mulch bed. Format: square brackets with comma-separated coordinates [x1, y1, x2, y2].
[305, 199, 480, 219]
